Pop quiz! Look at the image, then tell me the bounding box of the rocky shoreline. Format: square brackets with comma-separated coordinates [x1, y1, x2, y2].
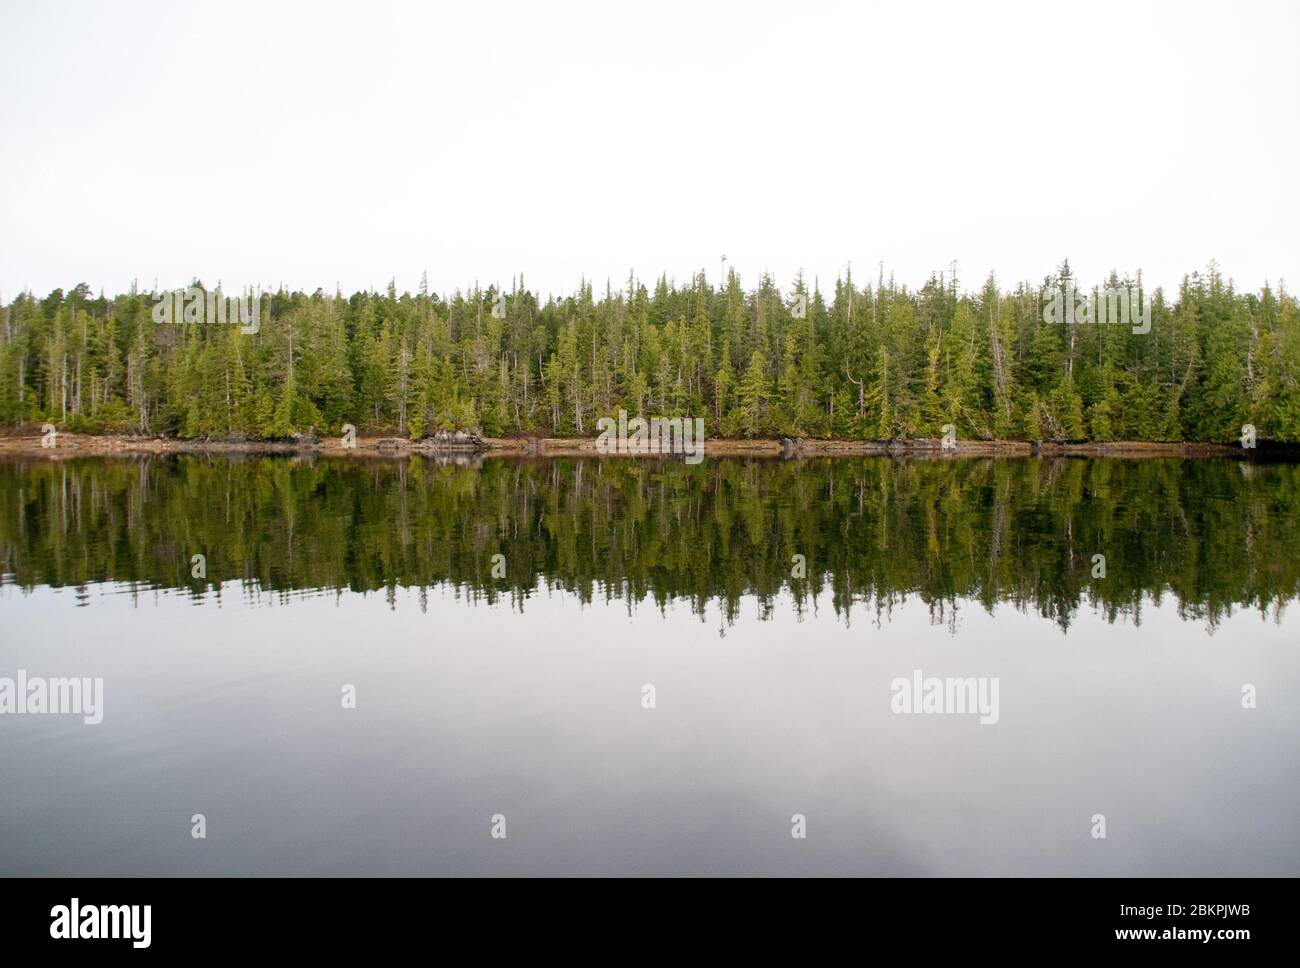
[0, 430, 1253, 460]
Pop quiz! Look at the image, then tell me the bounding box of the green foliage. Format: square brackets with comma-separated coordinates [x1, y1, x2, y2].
[3, 456, 1298, 632]
[1, 265, 1297, 442]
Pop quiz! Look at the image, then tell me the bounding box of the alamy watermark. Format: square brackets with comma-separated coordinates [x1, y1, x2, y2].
[151, 287, 262, 334]
[595, 409, 706, 464]
[50, 899, 150, 948]
[1043, 283, 1151, 335]
[890, 669, 1000, 725]
[0, 670, 103, 725]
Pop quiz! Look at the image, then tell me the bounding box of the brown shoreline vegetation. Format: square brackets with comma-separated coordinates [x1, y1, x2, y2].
[0, 429, 1245, 460]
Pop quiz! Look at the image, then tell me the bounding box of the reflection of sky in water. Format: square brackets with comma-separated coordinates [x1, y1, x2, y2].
[1, 581, 1295, 875]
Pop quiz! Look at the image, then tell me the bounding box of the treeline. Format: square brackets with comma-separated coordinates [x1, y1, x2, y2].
[1, 263, 1297, 442]
[2, 455, 1296, 629]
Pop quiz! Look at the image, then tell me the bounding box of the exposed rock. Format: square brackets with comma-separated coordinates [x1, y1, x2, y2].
[412, 430, 485, 453]
[778, 437, 803, 458]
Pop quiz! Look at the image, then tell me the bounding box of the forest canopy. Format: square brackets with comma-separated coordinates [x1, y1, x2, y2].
[1, 262, 1296, 443]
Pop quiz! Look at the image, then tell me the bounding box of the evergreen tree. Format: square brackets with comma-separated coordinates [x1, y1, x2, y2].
[0, 265, 1295, 443]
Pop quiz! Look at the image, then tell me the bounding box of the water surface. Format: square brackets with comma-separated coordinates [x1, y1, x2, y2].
[1, 455, 1297, 875]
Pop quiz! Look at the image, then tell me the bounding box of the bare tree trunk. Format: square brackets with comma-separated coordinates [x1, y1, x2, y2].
[844, 366, 865, 419]
[989, 303, 1011, 421]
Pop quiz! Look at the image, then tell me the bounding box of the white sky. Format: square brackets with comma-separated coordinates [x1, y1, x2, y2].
[1, 0, 1296, 299]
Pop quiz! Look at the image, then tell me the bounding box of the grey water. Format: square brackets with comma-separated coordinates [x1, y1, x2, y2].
[0, 455, 1297, 875]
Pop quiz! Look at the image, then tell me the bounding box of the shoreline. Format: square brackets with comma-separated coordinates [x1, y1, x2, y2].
[0, 431, 1255, 460]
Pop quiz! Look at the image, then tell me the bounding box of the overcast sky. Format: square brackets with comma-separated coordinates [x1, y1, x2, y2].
[1, 0, 1296, 300]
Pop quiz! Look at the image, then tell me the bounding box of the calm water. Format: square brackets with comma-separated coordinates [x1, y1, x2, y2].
[1, 454, 1297, 875]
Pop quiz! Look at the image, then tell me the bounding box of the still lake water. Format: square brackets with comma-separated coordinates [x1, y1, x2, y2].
[1, 454, 1297, 876]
